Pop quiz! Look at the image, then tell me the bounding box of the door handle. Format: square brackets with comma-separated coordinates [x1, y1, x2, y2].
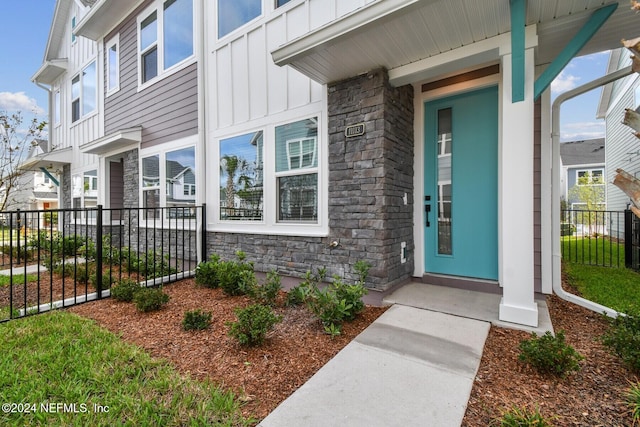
[424, 195, 431, 227]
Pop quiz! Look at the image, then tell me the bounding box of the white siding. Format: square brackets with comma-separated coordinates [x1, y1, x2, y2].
[50, 2, 101, 173]
[207, 0, 375, 134]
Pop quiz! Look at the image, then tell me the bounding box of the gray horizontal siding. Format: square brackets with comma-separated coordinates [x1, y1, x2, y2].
[104, 0, 198, 148]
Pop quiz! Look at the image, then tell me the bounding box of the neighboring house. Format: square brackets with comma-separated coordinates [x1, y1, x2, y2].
[28, 0, 640, 327]
[560, 138, 606, 209]
[597, 47, 640, 236]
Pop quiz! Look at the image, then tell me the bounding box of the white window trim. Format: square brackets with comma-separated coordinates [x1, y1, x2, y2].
[106, 34, 120, 96]
[209, 108, 328, 237]
[139, 135, 198, 225]
[136, 0, 196, 91]
[71, 15, 77, 44]
[54, 89, 61, 127]
[70, 59, 98, 125]
[71, 167, 100, 223]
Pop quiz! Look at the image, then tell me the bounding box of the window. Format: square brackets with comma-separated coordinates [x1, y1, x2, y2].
[71, 16, 76, 43]
[142, 145, 196, 219]
[106, 36, 119, 93]
[218, 0, 261, 38]
[220, 131, 264, 221]
[54, 90, 60, 125]
[577, 169, 604, 185]
[276, 118, 318, 222]
[72, 170, 98, 220]
[139, 0, 194, 85]
[276, 0, 292, 8]
[71, 60, 97, 123]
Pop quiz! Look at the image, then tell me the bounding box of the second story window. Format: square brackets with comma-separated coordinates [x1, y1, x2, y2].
[106, 36, 120, 93]
[138, 0, 194, 86]
[276, 0, 292, 7]
[218, 0, 261, 38]
[71, 61, 97, 123]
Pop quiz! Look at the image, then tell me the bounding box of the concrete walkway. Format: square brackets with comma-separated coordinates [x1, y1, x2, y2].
[259, 283, 553, 426]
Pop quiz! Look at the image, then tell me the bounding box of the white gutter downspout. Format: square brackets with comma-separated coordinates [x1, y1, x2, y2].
[551, 65, 633, 319]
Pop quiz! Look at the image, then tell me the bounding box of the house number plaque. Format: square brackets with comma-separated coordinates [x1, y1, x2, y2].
[345, 123, 365, 137]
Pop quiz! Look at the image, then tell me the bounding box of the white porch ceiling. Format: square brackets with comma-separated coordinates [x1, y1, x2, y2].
[272, 0, 640, 86]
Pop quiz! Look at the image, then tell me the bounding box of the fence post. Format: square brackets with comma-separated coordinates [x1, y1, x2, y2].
[625, 209, 633, 269]
[200, 203, 207, 263]
[96, 205, 103, 299]
[16, 209, 21, 265]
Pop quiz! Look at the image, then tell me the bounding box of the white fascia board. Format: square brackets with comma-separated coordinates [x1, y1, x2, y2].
[80, 127, 142, 155]
[271, 0, 433, 66]
[75, 0, 145, 40]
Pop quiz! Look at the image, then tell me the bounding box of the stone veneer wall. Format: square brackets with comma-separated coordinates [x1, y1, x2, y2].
[205, 68, 415, 291]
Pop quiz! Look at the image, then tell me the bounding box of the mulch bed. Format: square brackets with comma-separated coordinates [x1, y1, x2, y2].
[68, 279, 387, 420]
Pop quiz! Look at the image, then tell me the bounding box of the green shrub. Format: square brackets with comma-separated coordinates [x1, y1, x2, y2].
[353, 260, 371, 284]
[518, 330, 583, 377]
[306, 278, 368, 337]
[285, 268, 326, 307]
[110, 278, 141, 302]
[218, 252, 256, 296]
[492, 406, 552, 427]
[602, 313, 640, 373]
[626, 382, 640, 425]
[128, 250, 177, 279]
[227, 304, 282, 346]
[182, 309, 213, 331]
[53, 262, 90, 282]
[249, 270, 282, 306]
[90, 270, 116, 291]
[195, 254, 221, 288]
[133, 287, 170, 312]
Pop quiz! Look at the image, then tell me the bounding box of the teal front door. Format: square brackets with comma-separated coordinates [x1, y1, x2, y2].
[424, 86, 498, 280]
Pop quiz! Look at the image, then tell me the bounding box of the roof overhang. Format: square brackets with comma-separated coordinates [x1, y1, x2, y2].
[18, 146, 73, 172]
[80, 127, 142, 155]
[31, 59, 68, 85]
[75, 0, 144, 40]
[272, 0, 640, 87]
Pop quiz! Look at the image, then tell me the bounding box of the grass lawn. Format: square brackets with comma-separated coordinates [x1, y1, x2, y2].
[0, 311, 253, 426]
[561, 236, 624, 267]
[563, 261, 640, 314]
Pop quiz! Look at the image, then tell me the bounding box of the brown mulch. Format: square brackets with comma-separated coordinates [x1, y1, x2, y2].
[462, 291, 637, 426]
[43, 273, 636, 425]
[68, 279, 387, 420]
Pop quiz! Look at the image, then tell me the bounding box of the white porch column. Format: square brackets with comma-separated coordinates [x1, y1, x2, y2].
[498, 46, 539, 327]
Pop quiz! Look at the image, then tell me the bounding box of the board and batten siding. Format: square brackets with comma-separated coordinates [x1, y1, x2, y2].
[104, 0, 198, 149]
[208, 0, 375, 134]
[50, 1, 100, 171]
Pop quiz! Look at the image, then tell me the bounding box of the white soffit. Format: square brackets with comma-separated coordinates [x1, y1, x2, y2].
[80, 127, 142, 155]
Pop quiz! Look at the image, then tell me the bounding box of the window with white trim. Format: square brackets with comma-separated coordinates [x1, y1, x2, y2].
[72, 169, 98, 219]
[71, 16, 76, 43]
[218, 0, 261, 38]
[141, 145, 196, 219]
[276, 0, 292, 7]
[138, 0, 194, 85]
[71, 60, 97, 123]
[577, 169, 604, 185]
[106, 35, 120, 93]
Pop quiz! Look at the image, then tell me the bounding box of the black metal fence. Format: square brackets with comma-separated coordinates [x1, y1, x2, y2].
[561, 209, 633, 269]
[0, 204, 205, 322]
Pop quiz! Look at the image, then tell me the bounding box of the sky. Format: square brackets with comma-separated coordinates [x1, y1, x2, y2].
[0, 1, 612, 144]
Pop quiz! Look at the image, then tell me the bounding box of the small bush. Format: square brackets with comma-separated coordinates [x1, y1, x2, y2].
[306, 277, 368, 336]
[492, 406, 552, 427]
[227, 304, 282, 346]
[195, 254, 221, 288]
[626, 382, 640, 425]
[110, 278, 141, 302]
[218, 252, 256, 296]
[285, 268, 326, 307]
[602, 313, 640, 374]
[90, 270, 116, 291]
[249, 270, 282, 306]
[182, 309, 213, 331]
[133, 287, 170, 312]
[518, 330, 583, 377]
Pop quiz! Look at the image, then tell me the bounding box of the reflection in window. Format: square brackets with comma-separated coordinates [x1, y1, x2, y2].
[166, 147, 196, 218]
[437, 108, 452, 255]
[140, 12, 158, 83]
[142, 155, 160, 219]
[276, 118, 318, 222]
[220, 131, 264, 221]
[164, 0, 193, 69]
[218, 0, 261, 38]
[276, 0, 292, 7]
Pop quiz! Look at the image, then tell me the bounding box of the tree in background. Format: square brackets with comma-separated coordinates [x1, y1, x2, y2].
[0, 111, 47, 211]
